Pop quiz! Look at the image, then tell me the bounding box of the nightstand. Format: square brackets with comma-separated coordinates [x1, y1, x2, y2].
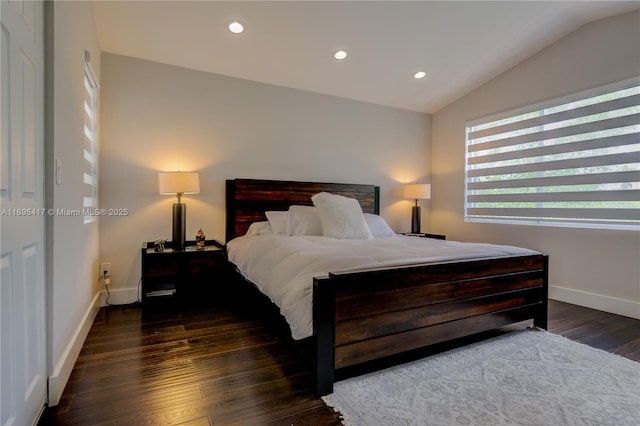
[401, 233, 446, 240]
[141, 240, 227, 313]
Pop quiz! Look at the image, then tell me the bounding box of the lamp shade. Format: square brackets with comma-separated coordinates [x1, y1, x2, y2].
[404, 183, 431, 200]
[158, 172, 200, 195]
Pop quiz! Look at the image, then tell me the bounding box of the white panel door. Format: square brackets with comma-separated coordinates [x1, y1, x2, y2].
[0, 0, 46, 425]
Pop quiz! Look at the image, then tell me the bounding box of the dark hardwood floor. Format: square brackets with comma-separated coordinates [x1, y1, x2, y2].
[40, 299, 639, 425]
[547, 299, 640, 362]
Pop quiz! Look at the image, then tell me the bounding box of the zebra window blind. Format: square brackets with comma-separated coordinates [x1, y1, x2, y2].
[465, 78, 639, 230]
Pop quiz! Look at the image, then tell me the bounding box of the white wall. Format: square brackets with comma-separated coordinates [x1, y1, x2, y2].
[431, 10, 640, 318]
[99, 53, 431, 298]
[45, 0, 101, 405]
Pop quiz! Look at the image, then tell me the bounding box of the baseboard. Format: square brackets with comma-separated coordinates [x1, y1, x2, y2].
[100, 286, 139, 307]
[47, 292, 101, 406]
[550, 285, 640, 320]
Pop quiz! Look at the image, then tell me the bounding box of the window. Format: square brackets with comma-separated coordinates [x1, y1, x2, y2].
[83, 55, 98, 223]
[465, 78, 640, 230]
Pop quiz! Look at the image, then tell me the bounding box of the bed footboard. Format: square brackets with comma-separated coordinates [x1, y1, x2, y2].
[312, 254, 549, 396]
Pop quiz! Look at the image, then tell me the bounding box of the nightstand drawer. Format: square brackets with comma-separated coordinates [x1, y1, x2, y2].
[143, 252, 224, 277]
[181, 253, 225, 275]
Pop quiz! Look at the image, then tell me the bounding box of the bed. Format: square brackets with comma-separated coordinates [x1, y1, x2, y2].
[225, 178, 549, 396]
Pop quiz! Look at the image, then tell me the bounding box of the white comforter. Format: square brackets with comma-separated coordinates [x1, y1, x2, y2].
[227, 235, 539, 340]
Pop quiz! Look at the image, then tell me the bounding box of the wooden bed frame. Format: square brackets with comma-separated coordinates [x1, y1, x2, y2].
[225, 178, 549, 396]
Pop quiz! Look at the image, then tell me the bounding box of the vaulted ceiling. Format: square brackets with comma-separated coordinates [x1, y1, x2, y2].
[92, 1, 639, 113]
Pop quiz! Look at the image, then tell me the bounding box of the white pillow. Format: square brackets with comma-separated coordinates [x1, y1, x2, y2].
[265, 211, 289, 234]
[287, 205, 323, 236]
[364, 213, 397, 238]
[311, 192, 374, 239]
[245, 221, 272, 236]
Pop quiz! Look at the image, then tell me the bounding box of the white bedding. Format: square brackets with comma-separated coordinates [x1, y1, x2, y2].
[227, 234, 539, 340]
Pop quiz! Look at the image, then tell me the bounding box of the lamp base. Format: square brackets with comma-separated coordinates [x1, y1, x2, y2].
[172, 203, 186, 251]
[411, 205, 421, 234]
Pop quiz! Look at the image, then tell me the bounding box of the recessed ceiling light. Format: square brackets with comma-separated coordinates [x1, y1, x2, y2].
[334, 50, 348, 60]
[414, 71, 427, 79]
[228, 21, 245, 34]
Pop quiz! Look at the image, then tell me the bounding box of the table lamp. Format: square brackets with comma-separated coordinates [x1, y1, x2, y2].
[404, 183, 431, 234]
[158, 171, 200, 251]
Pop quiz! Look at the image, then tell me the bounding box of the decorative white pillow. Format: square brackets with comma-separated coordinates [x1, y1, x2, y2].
[287, 205, 323, 236]
[364, 213, 397, 238]
[245, 221, 272, 236]
[265, 211, 289, 234]
[311, 192, 374, 239]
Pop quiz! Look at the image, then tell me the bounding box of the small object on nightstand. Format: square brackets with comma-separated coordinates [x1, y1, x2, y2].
[153, 239, 167, 252]
[196, 228, 206, 250]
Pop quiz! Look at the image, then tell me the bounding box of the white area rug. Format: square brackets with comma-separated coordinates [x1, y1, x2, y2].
[323, 329, 639, 425]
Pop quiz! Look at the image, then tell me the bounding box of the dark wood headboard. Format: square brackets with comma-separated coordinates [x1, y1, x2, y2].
[225, 178, 380, 242]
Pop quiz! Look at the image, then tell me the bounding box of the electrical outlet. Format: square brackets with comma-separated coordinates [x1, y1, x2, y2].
[100, 262, 111, 278]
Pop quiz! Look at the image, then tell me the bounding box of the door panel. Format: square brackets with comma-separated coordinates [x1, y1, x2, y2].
[1, 24, 10, 199]
[20, 51, 37, 198]
[1, 253, 15, 424]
